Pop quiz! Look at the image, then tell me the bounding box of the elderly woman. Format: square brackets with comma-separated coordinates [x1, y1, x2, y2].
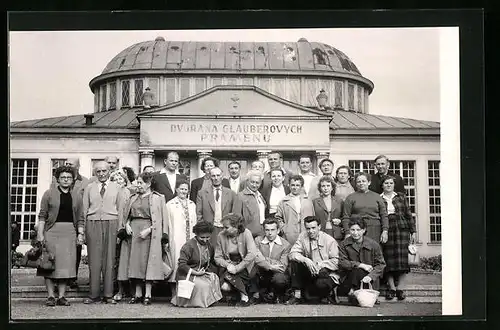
[171, 221, 223, 307]
[338, 217, 386, 305]
[312, 176, 344, 241]
[165, 180, 197, 287]
[380, 175, 416, 301]
[110, 171, 132, 302]
[37, 166, 80, 307]
[343, 172, 389, 245]
[125, 172, 169, 305]
[214, 213, 257, 306]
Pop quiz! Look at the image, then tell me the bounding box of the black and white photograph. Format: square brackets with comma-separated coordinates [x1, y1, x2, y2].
[8, 22, 463, 320]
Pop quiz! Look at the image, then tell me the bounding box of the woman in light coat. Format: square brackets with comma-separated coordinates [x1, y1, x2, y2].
[124, 172, 169, 305]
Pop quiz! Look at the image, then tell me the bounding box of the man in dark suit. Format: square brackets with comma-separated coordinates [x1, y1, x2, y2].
[151, 152, 188, 203]
[368, 155, 405, 194]
[190, 156, 229, 202]
[261, 151, 293, 192]
[227, 161, 246, 194]
[261, 168, 290, 218]
[196, 167, 237, 246]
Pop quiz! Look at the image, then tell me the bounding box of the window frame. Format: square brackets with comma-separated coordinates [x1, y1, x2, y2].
[428, 160, 441, 243]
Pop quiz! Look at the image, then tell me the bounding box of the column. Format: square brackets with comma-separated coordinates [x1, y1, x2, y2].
[139, 150, 155, 173]
[315, 150, 330, 175]
[257, 150, 271, 172]
[197, 150, 212, 178]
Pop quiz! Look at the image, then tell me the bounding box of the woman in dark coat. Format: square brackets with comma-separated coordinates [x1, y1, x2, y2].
[171, 221, 222, 308]
[312, 176, 344, 241]
[380, 175, 416, 301]
[338, 217, 386, 306]
[37, 166, 80, 307]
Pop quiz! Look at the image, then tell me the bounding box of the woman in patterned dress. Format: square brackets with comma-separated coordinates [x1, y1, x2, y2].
[380, 175, 416, 301]
[165, 180, 197, 292]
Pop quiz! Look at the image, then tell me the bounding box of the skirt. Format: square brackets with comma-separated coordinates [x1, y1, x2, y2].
[383, 214, 411, 273]
[128, 219, 152, 280]
[37, 222, 77, 279]
[171, 272, 223, 308]
[218, 253, 250, 295]
[363, 218, 382, 244]
[117, 238, 131, 281]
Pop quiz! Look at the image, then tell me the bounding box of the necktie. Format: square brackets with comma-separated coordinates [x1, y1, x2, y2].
[215, 188, 220, 202]
[100, 183, 106, 197]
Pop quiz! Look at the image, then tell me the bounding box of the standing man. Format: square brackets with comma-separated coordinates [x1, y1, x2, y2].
[261, 168, 290, 218]
[369, 155, 405, 194]
[228, 161, 245, 194]
[190, 156, 229, 202]
[79, 161, 127, 304]
[261, 152, 293, 192]
[105, 156, 119, 173]
[233, 170, 267, 238]
[64, 158, 90, 289]
[275, 175, 314, 245]
[309, 158, 335, 201]
[249, 218, 291, 304]
[196, 167, 237, 246]
[151, 152, 188, 203]
[298, 154, 317, 198]
[286, 216, 340, 305]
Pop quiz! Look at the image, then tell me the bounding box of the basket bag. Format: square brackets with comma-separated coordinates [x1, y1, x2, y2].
[408, 244, 419, 266]
[353, 281, 380, 308]
[177, 268, 196, 299]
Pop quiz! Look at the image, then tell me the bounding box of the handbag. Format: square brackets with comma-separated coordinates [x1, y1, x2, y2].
[408, 244, 419, 266]
[37, 243, 56, 271]
[162, 248, 173, 279]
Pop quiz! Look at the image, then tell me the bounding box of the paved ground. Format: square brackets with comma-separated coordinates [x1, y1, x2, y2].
[10, 299, 442, 319]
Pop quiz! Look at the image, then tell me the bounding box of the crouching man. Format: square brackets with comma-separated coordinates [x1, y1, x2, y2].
[249, 218, 291, 304]
[286, 216, 340, 305]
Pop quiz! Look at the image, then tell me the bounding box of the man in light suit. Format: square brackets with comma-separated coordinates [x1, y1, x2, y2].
[151, 152, 188, 203]
[79, 161, 127, 304]
[227, 161, 246, 194]
[249, 218, 291, 304]
[196, 167, 237, 246]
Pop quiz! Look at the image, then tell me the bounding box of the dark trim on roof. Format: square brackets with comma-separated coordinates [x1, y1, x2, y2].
[330, 128, 440, 136]
[10, 127, 139, 135]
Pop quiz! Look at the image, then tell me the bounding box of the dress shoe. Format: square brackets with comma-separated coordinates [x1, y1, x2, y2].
[396, 290, 406, 301]
[128, 296, 143, 304]
[46, 296, 56, 307]
[56, 297, 70, 306]
[101, 297, 117, 304]
[143, 297, 152, 305]
[385, 289, 396, 300]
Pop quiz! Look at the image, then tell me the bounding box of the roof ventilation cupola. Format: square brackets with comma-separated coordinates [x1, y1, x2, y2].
[84, 114, 94, 126]
[155, 36, 165, 42]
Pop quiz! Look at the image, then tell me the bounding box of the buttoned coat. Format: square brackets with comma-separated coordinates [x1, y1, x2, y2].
[214, 228, 257, 274]
[151, 172, 188, 203]
[196, 186, 237, 223]
[124, 191, 169, 281]
[275, 194, 314, 245]
[312, 195, 344, 240]
[190, 176, 230, 202]
[253, 235, 291, 271]
[233, 187, 267, 237]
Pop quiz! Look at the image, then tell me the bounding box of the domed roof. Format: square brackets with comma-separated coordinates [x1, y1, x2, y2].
[100, 38, 363, 76]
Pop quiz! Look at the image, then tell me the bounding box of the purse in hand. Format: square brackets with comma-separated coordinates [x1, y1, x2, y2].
[37, 243, 56, 271]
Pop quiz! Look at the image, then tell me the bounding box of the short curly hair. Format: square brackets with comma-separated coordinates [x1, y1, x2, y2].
[221, 213, 246, 234]
[54, 165, 75, 181]
[200, 156, 220, 171]
[193, 221, 214, 235]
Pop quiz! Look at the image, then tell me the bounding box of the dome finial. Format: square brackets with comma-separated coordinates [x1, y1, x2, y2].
[155, 36, 165, 42]
[298, 37, 308, 42]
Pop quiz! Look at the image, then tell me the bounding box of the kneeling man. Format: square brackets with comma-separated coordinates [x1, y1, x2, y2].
[250, 218, 291, 304]
[286, 216, 340, 305]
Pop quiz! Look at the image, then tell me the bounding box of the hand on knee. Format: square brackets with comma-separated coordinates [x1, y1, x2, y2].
[221, 282, 232, 292]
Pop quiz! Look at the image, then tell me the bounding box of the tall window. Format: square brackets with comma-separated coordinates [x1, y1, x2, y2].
[165, 78, 176, 104]
[274, 79, 286, 99]
[147, 78, 159, 105]
[94, 90, 99, 112]
[305, 79, 318, 106]
[11, 159, 39, 240]
[258, 78, 270, 92]
[109, 82, 117, 109]
[194, 78, 206, 95]
[348, 83, 355, 110]
[100, 85, 107, 111]
[287, 78, 300, 103]
[428, 161, 441, 243]
[334, 81, 343, 108]
[180, 78, 190, 100]
[121, 80, 130, 107]
[51, 159, 66, 178]
[357, 86, 363, 112]
[134, 79, 144, 106]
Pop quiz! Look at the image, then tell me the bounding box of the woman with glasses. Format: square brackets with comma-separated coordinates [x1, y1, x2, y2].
[37, 166, 81, 307]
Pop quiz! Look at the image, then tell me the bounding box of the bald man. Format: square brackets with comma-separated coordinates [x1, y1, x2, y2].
[79, 161, 127, 304]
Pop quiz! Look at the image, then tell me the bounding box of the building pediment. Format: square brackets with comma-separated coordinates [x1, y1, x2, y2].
[137, 85, 332, 119]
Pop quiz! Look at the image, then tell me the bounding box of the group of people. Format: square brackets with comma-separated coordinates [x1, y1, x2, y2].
[34, 151, 416, 308]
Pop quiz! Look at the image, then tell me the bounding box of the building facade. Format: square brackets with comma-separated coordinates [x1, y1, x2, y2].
[10, 37, 441, 256]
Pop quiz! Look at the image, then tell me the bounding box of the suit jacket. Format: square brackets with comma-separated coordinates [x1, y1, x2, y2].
[254, 235, 291, 271]
[227, 176, 246, 194]
[260, 168, 294, 192]
[151, 172, 188, 203]
[261, 184, 291, 218]
[190, 176, 230, 202]
[233, 187, 267, 237]
[312, 195, 344, 240]
[196, 186, 237, 224]
[275, 194, 314, 245]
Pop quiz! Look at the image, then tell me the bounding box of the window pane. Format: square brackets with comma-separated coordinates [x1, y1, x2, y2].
[274, 79, 285, 99]
[241, 78, 254, 86]
[121, 81, 130, 106]
[180, 78, 190, 99]
[94, 90, 99, 111]
[212, 77, 223, 87]
[348, 84, 354, 110]
[334, 81, 343, 108]
[357, 86, 363, 112]
[134, 79, 144, 105]
[194, 78, 206, 95]
[226, 78, 238, 85]
[306, 79, 318, 106]
[100, 85, 107, 111]
[288, 79, 300, 103]
[109, 82, 117, 109]
[165, 78, 176, 104]
[258, 78, 270, 92]
[147, 78, 159, 105]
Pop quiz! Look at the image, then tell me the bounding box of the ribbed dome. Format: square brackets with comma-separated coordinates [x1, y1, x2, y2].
[100, 38, 363, 76]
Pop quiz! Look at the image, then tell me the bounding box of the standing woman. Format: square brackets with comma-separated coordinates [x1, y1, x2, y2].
[343, 172, 389, 245]
[214, 213, 257, 306]
[380, 176, 416, 301]
[125, 172, 169, 305]
[171, 221, 223, 307]
[165, 180, 197, 289]
[334, 165, 356, 202]
[37, 166, 80, 307]
[110, 171, 132, 302]
[312, 176, 344, 241]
